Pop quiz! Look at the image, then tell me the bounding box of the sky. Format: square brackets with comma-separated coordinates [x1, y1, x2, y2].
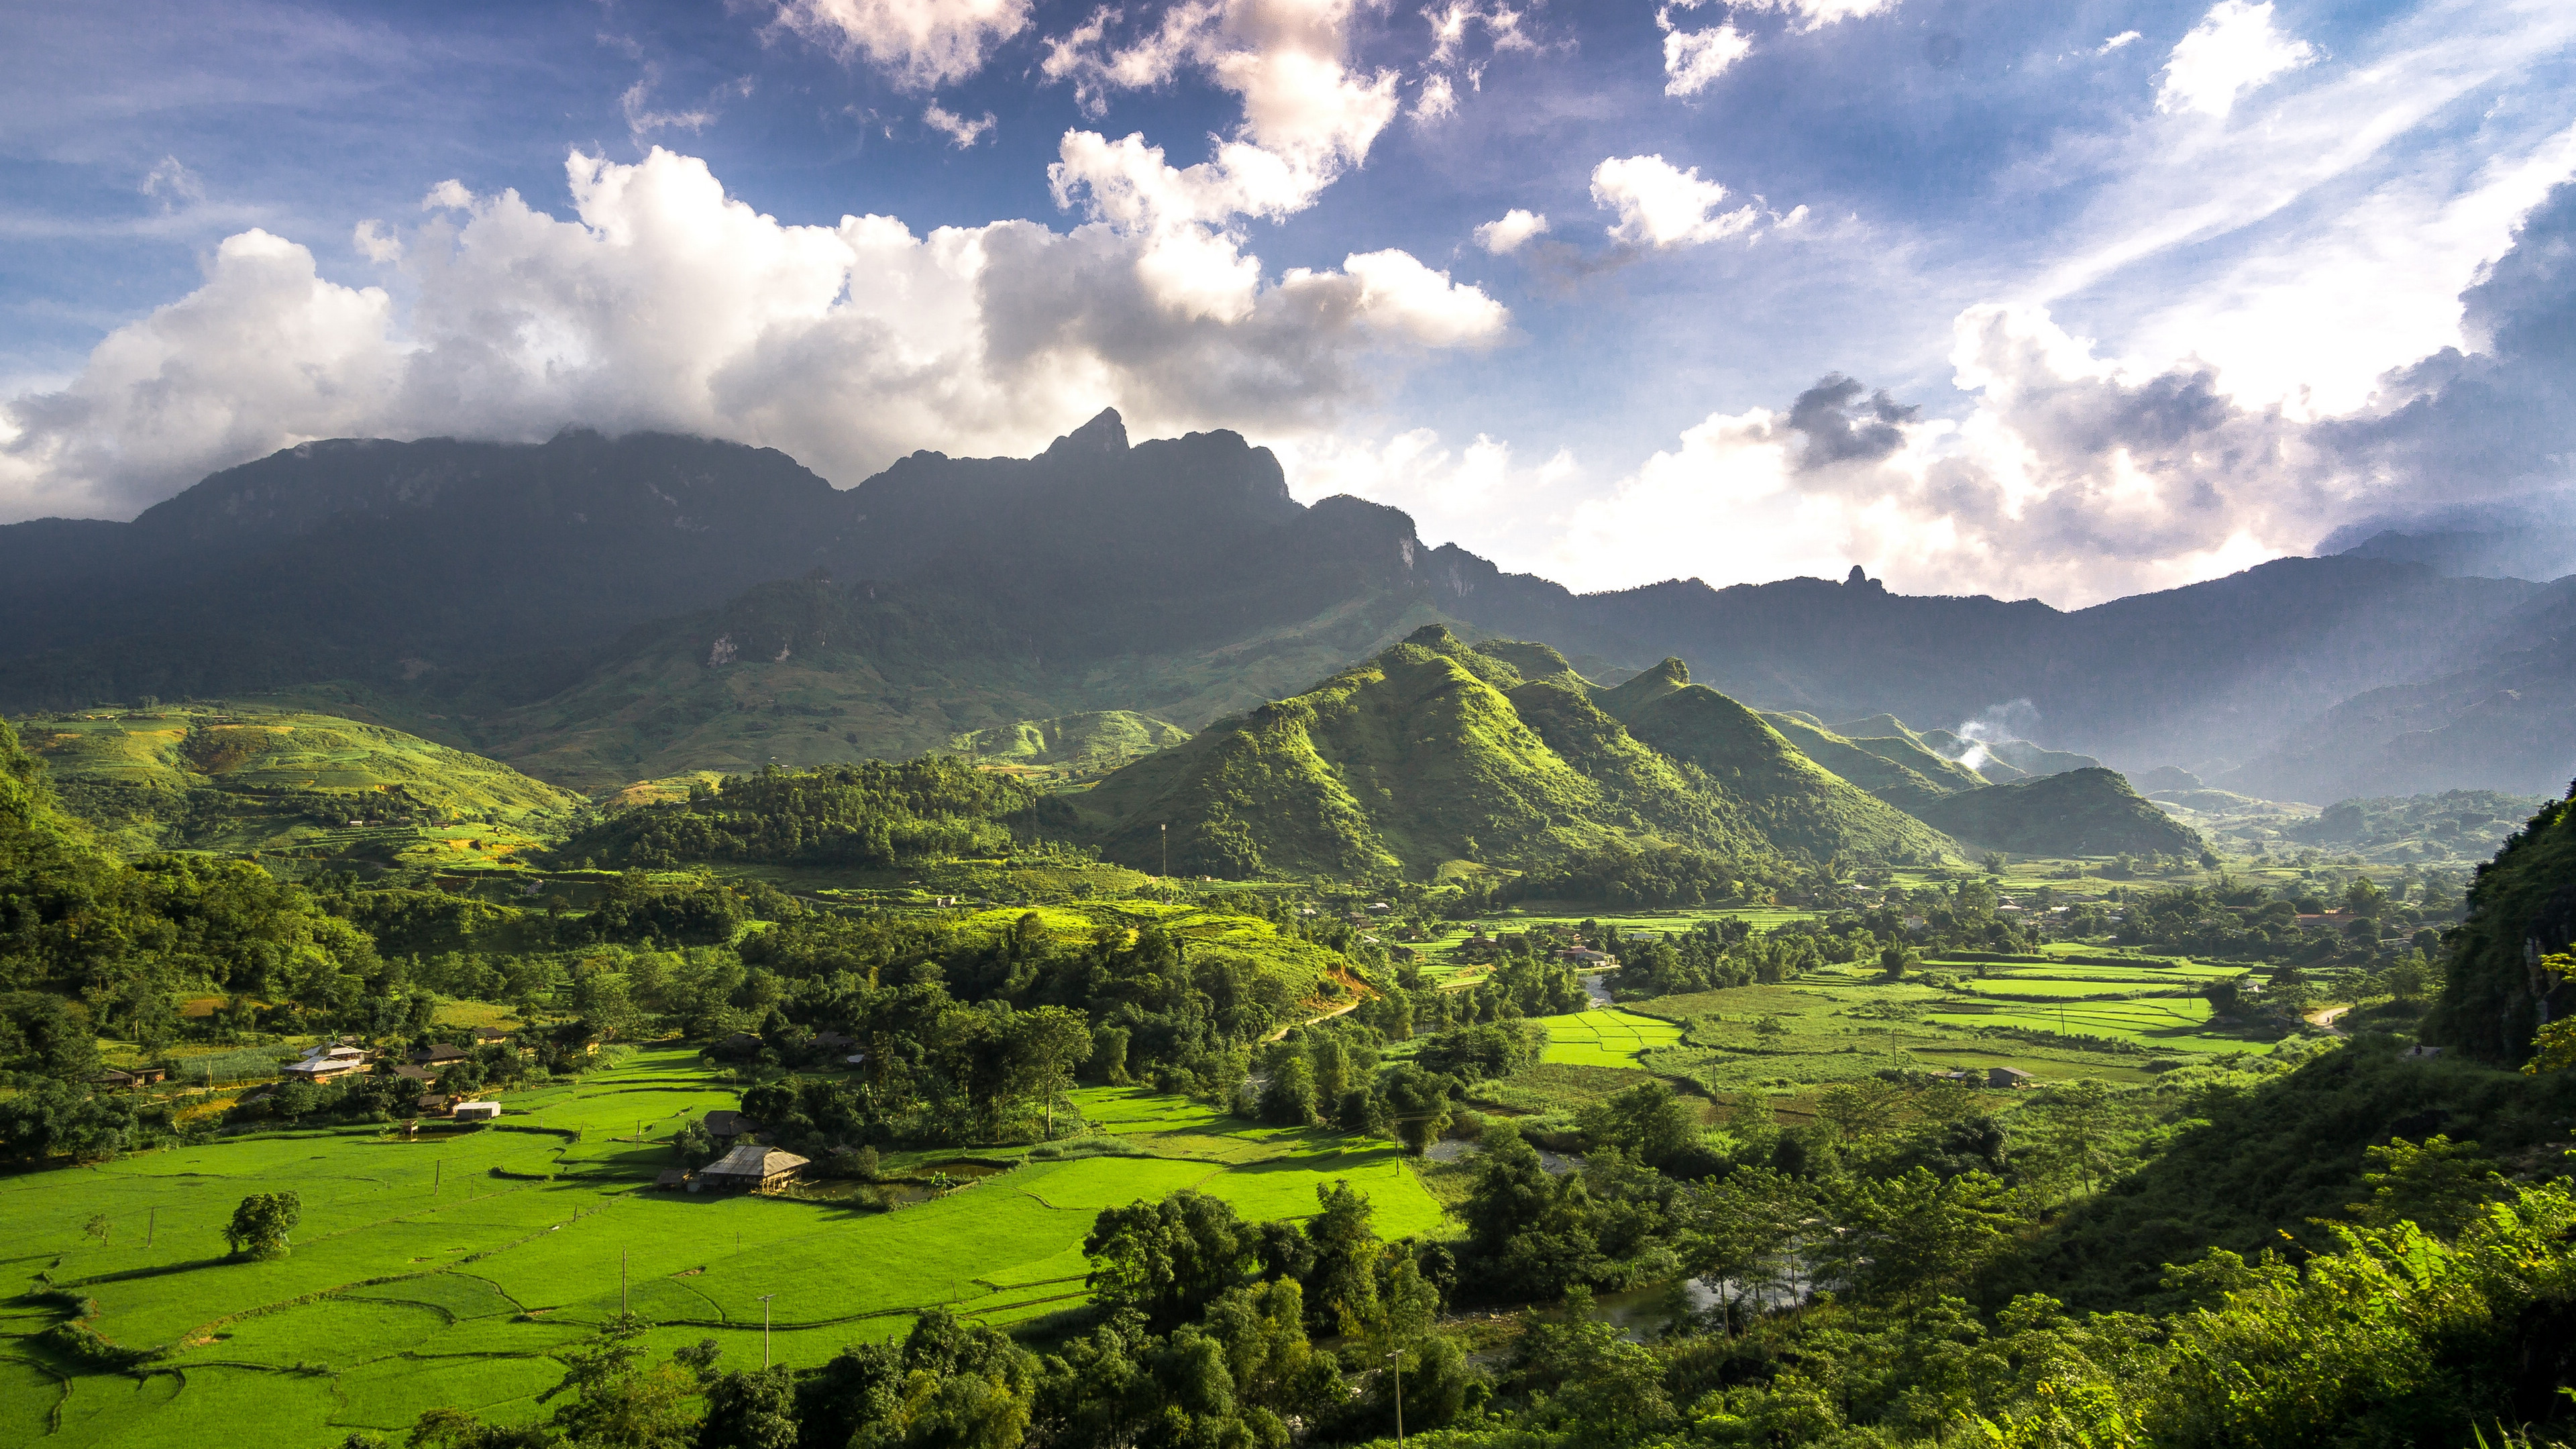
[3, 0, 2573, 606]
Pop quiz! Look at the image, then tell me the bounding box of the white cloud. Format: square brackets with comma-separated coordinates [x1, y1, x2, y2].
[352, 219, 402, 263]
[1591, 154, 1759, 248]
[1277, 425, 1575, 559]
[771, 0, 1032, 89]
[620, 65, 716, 142]
[1042, 1, 1399, 229]
[2097, 30, 2141, 54]
[1473, 208, 1548, 254]
[2156, 1, 2316, 119]
[2124, 121, 2576, 417]
[923, 101, 996, 148]
[1660, 15, 1752, 97]
[1732, 0, 1898, 34]
[1413, 73, 1457, 121]
[140, 156, 205, 209]
[1541, 304, 2326, 604]
[0, 147, 1507, 521]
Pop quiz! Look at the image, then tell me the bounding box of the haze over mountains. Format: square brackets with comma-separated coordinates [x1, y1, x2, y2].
[3, 411, 2569, 805]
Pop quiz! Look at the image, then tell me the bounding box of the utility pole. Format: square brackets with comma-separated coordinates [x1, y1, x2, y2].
[434, 1159, 442, 1198]
[1387, 1348, 1404, 1446]
[758, 1293, 776, 1368]
[146, 1208, 155, 1248]
[1161, 823, 1169, 904]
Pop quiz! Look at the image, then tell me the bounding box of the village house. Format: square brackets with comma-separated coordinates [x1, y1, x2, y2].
[408, 1043, 470, 1067]
[698, 1144, 809, 1192]
[451, 1100, 502, 1122]
[91, 1067, 167, 1089]
[284, 1042, 370, 1079]
[704, 1110, 761, 1144]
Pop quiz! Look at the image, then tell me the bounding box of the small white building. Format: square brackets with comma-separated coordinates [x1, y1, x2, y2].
[451, 1100, 502, 1122]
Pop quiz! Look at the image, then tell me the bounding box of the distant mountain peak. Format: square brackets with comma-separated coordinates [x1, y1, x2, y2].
[1041, 407, 1130, 459]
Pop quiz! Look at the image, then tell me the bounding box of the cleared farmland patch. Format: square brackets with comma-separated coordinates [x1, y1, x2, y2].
[1, 1049, 1444, 1446]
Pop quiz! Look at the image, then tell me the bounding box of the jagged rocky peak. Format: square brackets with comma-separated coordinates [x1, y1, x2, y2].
[1041, 407, 1131, 459]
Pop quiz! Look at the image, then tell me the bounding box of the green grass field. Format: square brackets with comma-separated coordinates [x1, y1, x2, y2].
[0, 1051, 1438, 1446]
[1526, 1008, 1686, 1067]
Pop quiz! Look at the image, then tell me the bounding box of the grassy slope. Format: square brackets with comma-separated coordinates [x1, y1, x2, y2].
[1585, 661, 1959, 863]
[1821, 714, 1994, 789]
[347, 582, 1466, 793]
[1071, 628, 1778, 878]
[1759, 712, 1958, 812]
[951, 711, 1190, 773]
[20, 707, 585, 853]
[1904, 767, 2208, 857]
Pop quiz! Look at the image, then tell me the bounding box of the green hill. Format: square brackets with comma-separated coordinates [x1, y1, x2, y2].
[1758, 712, 1959, 811]
[1068, 628, 1779, 878]
[1902, 767, 2207, 858]
[951, 710, 1190, 776]
[1821, 714, 1994, 788]
[17, 706, 585, 859]
[2424, 786, 2576, 1065]
[1595, 661, 1959, 863]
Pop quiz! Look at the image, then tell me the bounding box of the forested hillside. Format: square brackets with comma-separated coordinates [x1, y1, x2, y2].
[4, 418, 2569, 802]
[2426, 784, 2576, 1063]
[1065, 627, 1917, 878]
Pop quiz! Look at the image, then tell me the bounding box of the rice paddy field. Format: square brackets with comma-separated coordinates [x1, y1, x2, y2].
[1525, 1008, 1688, 1067]
[1603, 950, 2296, 1112]
[0, 1051, 1438, 1447]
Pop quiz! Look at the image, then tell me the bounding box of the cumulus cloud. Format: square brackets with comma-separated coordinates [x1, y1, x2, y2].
[1042, 1, 1399, 224]
[923, 101, 996, 147]
[1473, 208, 1548, 254]
[0, 147, 1508, 521]
[1732, 0, 1898, 34]
[1658, 13, 1752, 97]
[772, 0, 1032, 89]
[1591, 154, 1760, 248]
[2156, 1, 2316, 119]
[1546, 307, 2312, 602]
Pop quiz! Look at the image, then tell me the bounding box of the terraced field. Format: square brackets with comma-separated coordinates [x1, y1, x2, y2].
[0, 1051, 1438, 1447]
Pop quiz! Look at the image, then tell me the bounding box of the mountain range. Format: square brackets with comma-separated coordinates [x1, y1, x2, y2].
[4, 409, 2569, 805]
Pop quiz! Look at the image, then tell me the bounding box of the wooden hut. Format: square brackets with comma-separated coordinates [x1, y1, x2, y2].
[699, 1144, 808, 1193]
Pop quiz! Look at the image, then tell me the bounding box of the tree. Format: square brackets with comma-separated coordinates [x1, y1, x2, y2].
[1825, 1166, 2019, 1298]
[2343, 1135, 2509, 1236]
[1258, 1053, 1318, 1126]
[226, 1191, 301, 1260]
[1009, 1005, 1092, 1137]
[405, 1409, 548, 1449]
[2027, 1079, 2120, 1197]
[697, 1365, 798, 1449]
[1682, 1165, 1812, 1328]
[548, 1336, 702, 1449]
[1302, 1180, 1381, 1333]
[1083, 1190, 1254, 1328]
[1879, 943, 1919, 979]
[1981, 851, 2008, 876]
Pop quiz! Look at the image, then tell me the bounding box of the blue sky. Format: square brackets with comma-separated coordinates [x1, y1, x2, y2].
[4, 0, 2573, 604]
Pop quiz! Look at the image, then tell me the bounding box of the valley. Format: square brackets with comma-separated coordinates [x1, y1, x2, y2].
[4, 417, 2573, 1449]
